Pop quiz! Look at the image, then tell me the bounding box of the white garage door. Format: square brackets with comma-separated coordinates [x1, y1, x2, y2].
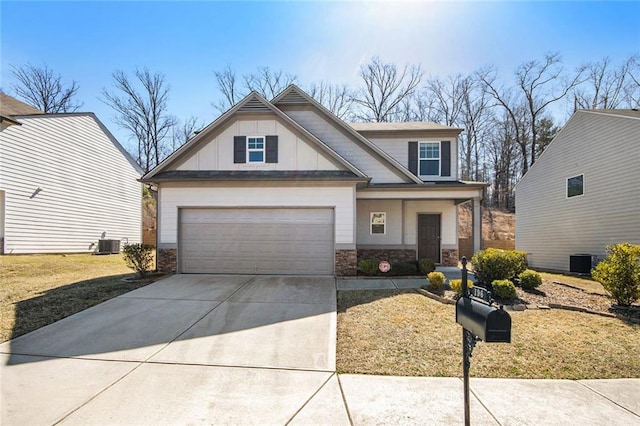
[179, 208, 334, 274]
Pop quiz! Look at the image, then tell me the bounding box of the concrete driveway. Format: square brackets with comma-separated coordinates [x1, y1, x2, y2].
[1, 274, 347, 425]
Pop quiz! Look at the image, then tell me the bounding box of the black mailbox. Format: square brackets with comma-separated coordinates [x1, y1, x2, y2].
[455, 297, 511, 343]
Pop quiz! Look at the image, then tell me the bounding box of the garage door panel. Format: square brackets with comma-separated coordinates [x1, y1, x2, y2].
[179, 208, 334, 274]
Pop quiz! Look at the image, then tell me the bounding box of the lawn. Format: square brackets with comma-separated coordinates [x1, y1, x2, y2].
[0, 253, 159, 343]
[337, 289, 640, 379]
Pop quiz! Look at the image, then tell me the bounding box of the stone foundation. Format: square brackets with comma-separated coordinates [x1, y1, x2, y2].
[357, 249, 417, 265]
[441, 249, 459, 266]
[157, 248, 177, 273]
[335, 249, 357, 276]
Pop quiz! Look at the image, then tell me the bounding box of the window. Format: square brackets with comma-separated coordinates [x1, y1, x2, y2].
[370, 212, 386, 235]
[567, 174, 584, 198]
[247, 136, 265, 163]
[419, 142, 440, 176]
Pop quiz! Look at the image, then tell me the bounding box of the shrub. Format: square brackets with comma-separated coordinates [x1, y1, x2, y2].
[122, 243, 154, 278]
[591, 243, 640, 306]
[387, 262, 419, 276]
[491, 279, 516, 299]
[450, 279, 474, 296]
[427, 271, 445, 289]
[358, 258, 379, 276]
[519, 269, 542, 290]
[472, 248, 528, 285]
[418, 258, 436, 275]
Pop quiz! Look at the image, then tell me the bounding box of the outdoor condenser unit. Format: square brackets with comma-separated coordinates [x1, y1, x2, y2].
[97, 239, 120, 255]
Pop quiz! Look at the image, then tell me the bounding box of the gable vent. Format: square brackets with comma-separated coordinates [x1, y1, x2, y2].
[276, 90, 308, 104]
[238, 96, 271, 113]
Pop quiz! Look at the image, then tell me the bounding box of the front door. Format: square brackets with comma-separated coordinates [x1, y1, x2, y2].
[418, 214, 441, 263]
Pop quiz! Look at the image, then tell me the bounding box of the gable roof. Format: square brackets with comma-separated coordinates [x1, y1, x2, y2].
[272, 85, 424, 184]
[143, 91, 367, 180]
[348, 121, 462, 132]
[0, 93, 43, 116]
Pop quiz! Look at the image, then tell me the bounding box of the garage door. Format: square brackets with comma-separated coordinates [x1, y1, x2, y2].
[179, 208, 334, 274]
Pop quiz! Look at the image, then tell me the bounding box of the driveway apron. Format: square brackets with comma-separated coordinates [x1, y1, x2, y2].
[0, 274, 345, 425]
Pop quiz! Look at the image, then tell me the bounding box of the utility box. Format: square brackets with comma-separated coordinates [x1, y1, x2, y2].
[570, 254, 593, 274]
[455, 297, 511, 343]
[97, 239, 120, 254]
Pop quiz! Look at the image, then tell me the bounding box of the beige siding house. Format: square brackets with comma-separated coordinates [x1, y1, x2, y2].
[143, 85, 487, 275]
[0, 94, 143, 254]
[515, 109, 640, 272]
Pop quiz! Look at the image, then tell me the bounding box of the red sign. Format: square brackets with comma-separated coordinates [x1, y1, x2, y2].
[379, 260, 391, 273]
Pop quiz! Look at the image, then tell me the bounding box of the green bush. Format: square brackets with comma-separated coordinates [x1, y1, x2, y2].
[387, 262, 419, 276]
[358, 258, 379, 276]
[519, 269, 542, 290]
[472, 248, 528, 285]
[491, 279, 517, 299]
[450, 279, 473, 296]
[418, 258, 436, 275]
[427, 271, 445, 289]
[591, 243, 640, 306]
[122, 243, 154, 278]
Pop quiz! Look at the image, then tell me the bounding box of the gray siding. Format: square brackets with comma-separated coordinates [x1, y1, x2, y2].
[516, 111, 640, 271]
[0, 115, 142, 253]
[368, 136, 458, 181]
[281, 108, 408, 183]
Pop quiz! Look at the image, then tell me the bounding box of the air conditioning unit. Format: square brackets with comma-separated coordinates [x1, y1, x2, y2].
[97, 239, 120, 255]
[570, 254, 593, 274]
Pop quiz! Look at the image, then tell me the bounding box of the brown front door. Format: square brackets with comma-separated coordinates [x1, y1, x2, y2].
[418, 214, 441, 263]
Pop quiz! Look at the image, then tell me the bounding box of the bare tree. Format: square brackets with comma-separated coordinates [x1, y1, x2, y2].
[102, 68, 176, 173]
[458, 75, 492, 181]
[243, 66, 297, 100]
[625, 54, 640, 108]
[307, 82, 354, 119]
[353, 57, 423, 122]
[170, 115, 202, 153]
[573, 57, 631, 110]
[480, 53, 583, 174]
[10, 63, 81, 113]
[213, 65, 241, 113]
[425, 74, 465, 126]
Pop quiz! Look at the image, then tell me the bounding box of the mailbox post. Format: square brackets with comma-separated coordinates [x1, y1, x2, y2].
[456, 257, 511, 426]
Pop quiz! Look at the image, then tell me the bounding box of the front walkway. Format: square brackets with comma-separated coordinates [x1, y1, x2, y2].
[338, 266, 474, 290]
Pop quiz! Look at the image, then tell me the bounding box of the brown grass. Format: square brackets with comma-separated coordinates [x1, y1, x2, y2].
[337, 290, 640, 379]
[0, 253, 160, 343]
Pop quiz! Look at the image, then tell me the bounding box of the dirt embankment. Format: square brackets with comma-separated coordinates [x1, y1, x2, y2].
[458, 204, 514, 240]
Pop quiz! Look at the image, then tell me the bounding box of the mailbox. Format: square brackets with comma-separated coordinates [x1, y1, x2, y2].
[455, 297, 511, 343]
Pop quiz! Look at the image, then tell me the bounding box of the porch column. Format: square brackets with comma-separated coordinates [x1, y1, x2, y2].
[472, 197, 482, 255]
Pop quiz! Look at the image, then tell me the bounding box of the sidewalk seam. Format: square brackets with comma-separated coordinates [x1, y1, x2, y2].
[465, 378, 503, 425]
[284, 372, 336, 425]
[576, 380, 640, 419]
[337, 374, 355, 426]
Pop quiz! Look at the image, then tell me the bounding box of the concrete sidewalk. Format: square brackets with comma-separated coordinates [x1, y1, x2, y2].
[2, 273, 639, 425]
[338, 266, 474, 290]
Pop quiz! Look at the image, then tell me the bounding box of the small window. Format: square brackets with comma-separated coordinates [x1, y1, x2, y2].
[247, 136, 265, 163]
[567, 174, 584, 198]
[370, 212, 386, 235]
[419, 142, 440, 176]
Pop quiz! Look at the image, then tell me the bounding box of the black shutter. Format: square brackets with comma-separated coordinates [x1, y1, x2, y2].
[234, 136, 246, 163]
[265, 135, 278, 163]
[408, 141, 418, 175]
[441, 141, 451, 177]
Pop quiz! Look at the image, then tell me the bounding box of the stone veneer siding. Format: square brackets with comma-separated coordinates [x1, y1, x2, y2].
[357, 249, 417, 265]
[441, 249, 459, 266]
[158, 248, 177, 273]
[335, 249, 357, 276]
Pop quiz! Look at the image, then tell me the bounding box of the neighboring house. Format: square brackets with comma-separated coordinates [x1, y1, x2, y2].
[516, 109, 640, 272]
[0, 93, 143, 254]
[142, 85, 487, 275]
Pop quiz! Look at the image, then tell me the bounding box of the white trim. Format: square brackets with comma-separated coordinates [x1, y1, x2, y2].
[566, 173, 584, 198]
[370, 211, 386, 235]
[418, 141, 441, 177]
[246, 135, 265, 163]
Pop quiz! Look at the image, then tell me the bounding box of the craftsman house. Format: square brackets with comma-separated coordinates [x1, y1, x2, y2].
[142, 85, 487, 275]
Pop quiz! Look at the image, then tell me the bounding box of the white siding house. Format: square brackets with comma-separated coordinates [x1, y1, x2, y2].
[0, 94, 143, 254]
[515, 109, 640, 272]
[143, 85, 487, 275]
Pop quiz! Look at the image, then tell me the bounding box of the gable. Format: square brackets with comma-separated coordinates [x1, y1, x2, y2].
[171, 114, 346, 172]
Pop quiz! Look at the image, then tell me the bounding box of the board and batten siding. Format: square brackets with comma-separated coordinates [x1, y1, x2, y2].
[367, 136, 458, 181]
[280, 108, 408, 183]
[158, 183, 356, 248]
[0, 114, 142, 253]
[516, 111, 640, 271]
[173, 117, 342, 172]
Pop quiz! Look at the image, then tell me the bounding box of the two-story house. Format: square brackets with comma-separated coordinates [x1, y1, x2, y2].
[141, 85, 487, 275]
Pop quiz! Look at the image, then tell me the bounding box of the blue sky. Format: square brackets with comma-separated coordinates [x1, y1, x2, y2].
[2, 1, 639, 149]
